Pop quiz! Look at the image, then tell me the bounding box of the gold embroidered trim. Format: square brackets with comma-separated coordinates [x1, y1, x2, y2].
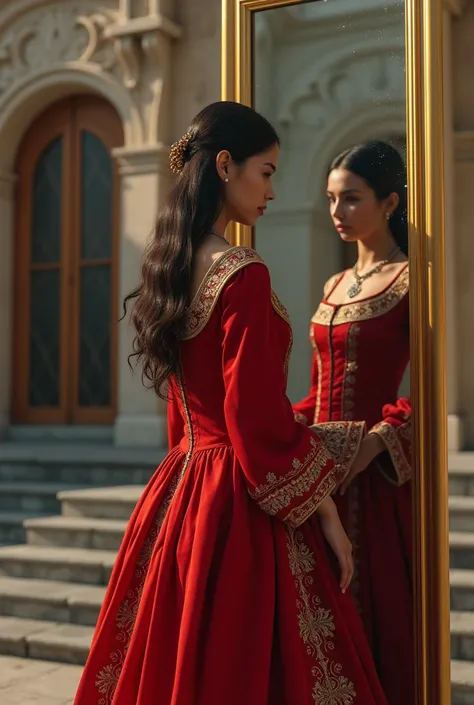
[287, 420, 366, 528]
[309, 323, 316, 349]
[286, 528, 356, 704]
[370, 419, 411, 485]
[272, 290, 292, 377]
[312, 338, 323, 425]
[309, 421, 365, 484]
[342, 324, 360, 420]
[94, 374, 195, 704]
[271, 290, 291, 327]
[182, 247, 291, 340]
[250, 422, 365, 529]
[249, 436, 333, 527]
[313, 267, 409, 326]
[182, 247, 264, 340]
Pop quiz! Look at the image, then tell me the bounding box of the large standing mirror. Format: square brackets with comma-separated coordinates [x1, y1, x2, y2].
[223, 1, 449, 704]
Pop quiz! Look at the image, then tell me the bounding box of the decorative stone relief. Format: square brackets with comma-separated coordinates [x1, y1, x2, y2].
[0, 5, 118, 95]
[290, 50, 405, 129]
[0, 1, 182, 149]
[130, 0, 150, 19]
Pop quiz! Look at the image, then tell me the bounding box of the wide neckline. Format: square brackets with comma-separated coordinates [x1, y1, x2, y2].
[189, 246, 244, 309]
[324, 262, 409, 308]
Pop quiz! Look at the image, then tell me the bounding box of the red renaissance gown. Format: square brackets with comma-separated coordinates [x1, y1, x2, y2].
[293, 265, 413, 705]
[74, 247, 388, 705]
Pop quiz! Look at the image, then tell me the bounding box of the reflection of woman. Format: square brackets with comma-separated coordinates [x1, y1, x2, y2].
[74, 104, 388, 705]
[294, 141, 413, 705]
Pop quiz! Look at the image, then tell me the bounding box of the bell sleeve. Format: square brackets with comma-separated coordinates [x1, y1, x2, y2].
[221, 263, 365, 527]
[369, 397, 412, 485]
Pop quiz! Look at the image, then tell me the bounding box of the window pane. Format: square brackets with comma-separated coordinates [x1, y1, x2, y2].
[78, 265, 112, 406]
[31, 138, 62, 264]
[29, 270, 61, 406]
[81, 132, 113, 260]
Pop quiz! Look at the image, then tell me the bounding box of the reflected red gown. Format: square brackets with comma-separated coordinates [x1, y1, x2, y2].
[294, 265, 413, 705]
[74, 248, 388, 705]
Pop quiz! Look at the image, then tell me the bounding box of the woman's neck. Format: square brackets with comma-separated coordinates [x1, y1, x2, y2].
[212, 213, 230, 239]
[356, 233, 398, 270]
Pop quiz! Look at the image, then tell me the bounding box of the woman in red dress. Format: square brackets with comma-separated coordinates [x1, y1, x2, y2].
[294, 141, 413, 705]
[74, 103, 388, 705]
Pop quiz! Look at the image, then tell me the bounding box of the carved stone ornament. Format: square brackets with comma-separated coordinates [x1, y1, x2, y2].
[0, 3, 119, 96]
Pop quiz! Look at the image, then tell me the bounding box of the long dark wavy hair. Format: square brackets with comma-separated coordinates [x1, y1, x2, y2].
[124, 101, 279, 398]
[328, 140, 408, 255]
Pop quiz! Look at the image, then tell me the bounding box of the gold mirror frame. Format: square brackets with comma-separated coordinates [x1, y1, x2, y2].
[221, 1, 450, 704]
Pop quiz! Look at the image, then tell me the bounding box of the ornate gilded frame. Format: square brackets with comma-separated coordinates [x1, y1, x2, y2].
[221, 1, 449, 704]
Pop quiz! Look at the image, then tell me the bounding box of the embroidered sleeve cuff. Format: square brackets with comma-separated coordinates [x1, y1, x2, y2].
[249, 435, 335, 528]
[369, 421, 411, 485]
[310, 420, 366, 485]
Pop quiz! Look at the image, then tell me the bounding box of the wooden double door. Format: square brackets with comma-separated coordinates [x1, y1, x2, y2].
[12, 96, 124, 425]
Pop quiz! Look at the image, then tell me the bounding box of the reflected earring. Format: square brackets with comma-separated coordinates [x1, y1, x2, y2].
[386, 213, 391, 220]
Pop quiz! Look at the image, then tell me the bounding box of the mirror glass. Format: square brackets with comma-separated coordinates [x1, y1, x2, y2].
[253, 2, 415, 703]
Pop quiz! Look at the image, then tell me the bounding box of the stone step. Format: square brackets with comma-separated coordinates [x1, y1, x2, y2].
[5, 424, 114, 444]
[0, 575, 105, 626]
[0, 482, 78, 514]
[0, 442, 160, 486]
[0, 511, 39, 545]
[25, 515, 127, 551]
[451, 533, 474, 570]
[451, 570, 474, 612]
[450, 497, 474, 532]
[452, 659, 474, 704]
[451, 612, 474, 661]
[0, 615, 92, 665]
[450, 453, 474, 498]
[0, 544, 115, 585]
[59, 485, 144, 520]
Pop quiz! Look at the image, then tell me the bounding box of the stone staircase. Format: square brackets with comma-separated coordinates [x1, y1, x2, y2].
[0, 441, 161, 665]
[451, 453, 474, 704]
[0, 442, 158, 545]
[2, 443, 474, 702]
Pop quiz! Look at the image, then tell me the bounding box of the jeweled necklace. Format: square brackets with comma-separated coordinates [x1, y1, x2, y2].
[210, 230, 229, 245]
[347, 246, 400, 299]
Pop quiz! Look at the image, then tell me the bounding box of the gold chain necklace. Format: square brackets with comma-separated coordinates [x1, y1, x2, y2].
[210, 230, 230, 245]
[347, 246, 400, 299]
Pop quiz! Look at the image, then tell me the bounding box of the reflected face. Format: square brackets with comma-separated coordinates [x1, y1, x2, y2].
[225, 144, 279, 227]
[327, 168, 391, 243]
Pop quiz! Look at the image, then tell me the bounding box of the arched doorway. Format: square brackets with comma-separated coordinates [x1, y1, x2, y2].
[12, 95, 124, 425]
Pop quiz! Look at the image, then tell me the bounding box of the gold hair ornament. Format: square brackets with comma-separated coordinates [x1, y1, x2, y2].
[169, 133, 192, 174]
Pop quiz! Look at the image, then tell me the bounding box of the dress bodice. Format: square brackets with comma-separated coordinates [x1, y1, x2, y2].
[309, 266, 409, 429]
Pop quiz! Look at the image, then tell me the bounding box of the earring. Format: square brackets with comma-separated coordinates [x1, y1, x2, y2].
[224, 178, 229, 183]
[386, 213, 391, 219]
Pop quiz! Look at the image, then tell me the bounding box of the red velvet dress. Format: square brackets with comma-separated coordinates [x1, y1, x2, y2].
[293, 265, 413, 705]
[74, 248, 388, 705]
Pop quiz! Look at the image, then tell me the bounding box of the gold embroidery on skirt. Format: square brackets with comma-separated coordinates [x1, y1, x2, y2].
[286, 528, 356, 704]
[94, 374, 194, 704]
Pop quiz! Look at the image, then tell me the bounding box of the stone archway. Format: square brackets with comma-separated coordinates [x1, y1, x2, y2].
[0, 0, 182, 446]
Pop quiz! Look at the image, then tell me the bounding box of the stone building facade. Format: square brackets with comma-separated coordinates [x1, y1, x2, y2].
[0, 0, 473, 449]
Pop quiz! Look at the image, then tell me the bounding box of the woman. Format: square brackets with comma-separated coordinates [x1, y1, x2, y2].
[74, 103, 387, 705]
[294, 141, 413, 705]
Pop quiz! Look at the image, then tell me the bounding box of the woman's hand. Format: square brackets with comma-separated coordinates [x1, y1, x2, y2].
[317, 496, 353, 593]
[339, 433, 386, 496]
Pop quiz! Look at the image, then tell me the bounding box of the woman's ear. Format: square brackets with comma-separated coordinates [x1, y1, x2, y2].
[216, 150, 231, 182]
[386, 192, 400, 216]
